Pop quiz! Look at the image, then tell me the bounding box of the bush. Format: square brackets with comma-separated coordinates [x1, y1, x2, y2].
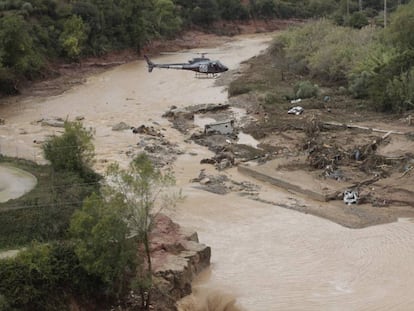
[384, 68, 414, 112]
[294, 80, 319, 98]
[348, 71, 371, 98]
[43, 121, 98, 182]
[228, 80, 253, 96]
[367, 50, 414, 111]
[348, 11, 369, 28]
[0, 242, 105, 310]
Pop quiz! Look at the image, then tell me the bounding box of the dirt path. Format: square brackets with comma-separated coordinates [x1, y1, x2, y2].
[1, 32, 414, 311]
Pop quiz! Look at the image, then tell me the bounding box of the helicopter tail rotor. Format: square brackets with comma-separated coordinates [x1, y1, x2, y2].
[144, 55, 155, 73]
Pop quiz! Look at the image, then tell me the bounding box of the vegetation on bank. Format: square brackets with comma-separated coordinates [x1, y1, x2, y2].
[230, 0, 414, 113]
[0, 0, 409, 95]
[0, 122, 100, 249]
[0, 121, 177, 310]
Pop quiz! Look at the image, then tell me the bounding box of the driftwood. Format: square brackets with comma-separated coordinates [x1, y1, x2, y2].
[322, 121, 406, 135]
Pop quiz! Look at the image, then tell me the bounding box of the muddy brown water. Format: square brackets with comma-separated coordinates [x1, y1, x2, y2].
[1, 33, 414, 310]
[0, 164, 37, 203]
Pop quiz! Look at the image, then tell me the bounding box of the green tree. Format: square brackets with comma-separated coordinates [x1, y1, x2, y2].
[70, 193, 137, 295]
[59, 15, 88, 60]
[190, 0, 220, 25]
[348, 11, 369, 28]
[153, 0, 183, 38]
[387, 0, 414, 50]
[217, 0, 249, 20]
[42, 121, 96, 180]
[0, 14, 43, 79]
[0, 242, 104, 310]
[107, 153, 177, 310]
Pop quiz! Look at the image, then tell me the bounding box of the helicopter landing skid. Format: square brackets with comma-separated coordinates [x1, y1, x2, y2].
[195, 72, 219, 79]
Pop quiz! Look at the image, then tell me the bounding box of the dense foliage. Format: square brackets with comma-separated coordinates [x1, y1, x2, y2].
[0, 0, 409, 94]
[276, 0, 414, 111]
[0, 242, 106, 310]
[70, 193, 137, 296]
[43, 121, 98, 182]
[0, 152, 176, 310]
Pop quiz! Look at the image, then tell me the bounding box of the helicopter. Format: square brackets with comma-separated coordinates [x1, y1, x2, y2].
[144, 53, 228, 78]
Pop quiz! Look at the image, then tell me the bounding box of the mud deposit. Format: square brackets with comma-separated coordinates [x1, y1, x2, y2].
[1, 33, 414, 310]
[0, 164, 37, 203]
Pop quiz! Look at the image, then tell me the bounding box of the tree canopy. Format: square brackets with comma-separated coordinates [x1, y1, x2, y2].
[1, 0, 410, 95]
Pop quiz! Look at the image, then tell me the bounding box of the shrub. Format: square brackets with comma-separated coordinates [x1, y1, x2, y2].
[348, 11, 369, 28]
[294, 80, 319, 98]
[367, 50, 414, 111]
[42, 121, 98, 181]
[228, 80, 253, 96]
[348, 71, 371, 98]
[384, 68, 414, 112]
[0, 242, 105, 310]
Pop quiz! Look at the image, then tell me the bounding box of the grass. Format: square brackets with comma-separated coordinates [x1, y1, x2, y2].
[0, 155, 99, 250]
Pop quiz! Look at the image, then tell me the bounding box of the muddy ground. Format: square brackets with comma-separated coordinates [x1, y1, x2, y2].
[172, 47, 414, 228]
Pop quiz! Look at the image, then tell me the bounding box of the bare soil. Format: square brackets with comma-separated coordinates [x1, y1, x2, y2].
[215, 47, 414, 228]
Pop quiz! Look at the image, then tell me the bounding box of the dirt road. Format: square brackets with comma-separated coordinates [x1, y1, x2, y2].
[1, 33, 414, 311]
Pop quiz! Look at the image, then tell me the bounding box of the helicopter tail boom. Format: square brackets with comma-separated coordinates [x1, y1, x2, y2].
[144, 55, 155, 73]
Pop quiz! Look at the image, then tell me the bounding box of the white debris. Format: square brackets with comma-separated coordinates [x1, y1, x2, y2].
[290, 98, 302, 104]
[343, 190, 359, 205]
[288, 106, 304, 115]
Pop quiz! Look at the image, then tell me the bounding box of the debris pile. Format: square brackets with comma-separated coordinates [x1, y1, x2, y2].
[191, 169, 260, 196]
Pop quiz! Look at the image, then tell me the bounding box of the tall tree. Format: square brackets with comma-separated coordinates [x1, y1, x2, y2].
[107, 153, 177, 310]
[70, 193, 137, 295]
[59, 15, 88, 61]
[0, 14, 43, 77]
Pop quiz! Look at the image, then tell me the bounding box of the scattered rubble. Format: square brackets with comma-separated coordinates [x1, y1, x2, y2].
[132, 124, 164, 137]
[191, 169, 260, 196]
[38, 117, 65, 128]
[162, 103, 230, 134]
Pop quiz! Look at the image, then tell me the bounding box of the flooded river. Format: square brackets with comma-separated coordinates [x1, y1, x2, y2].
[1, 33, 414, 310]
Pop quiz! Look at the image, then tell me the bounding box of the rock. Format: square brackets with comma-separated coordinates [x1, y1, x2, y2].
[40, 117, 65, 127]
[112, 121, 131, 131]
[132, 125, 163, 137]
[199, 177, 210, 185]
[217, 158, 232, 170]
[214, 151, 235, 165]
[151, 214, 211, 304]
